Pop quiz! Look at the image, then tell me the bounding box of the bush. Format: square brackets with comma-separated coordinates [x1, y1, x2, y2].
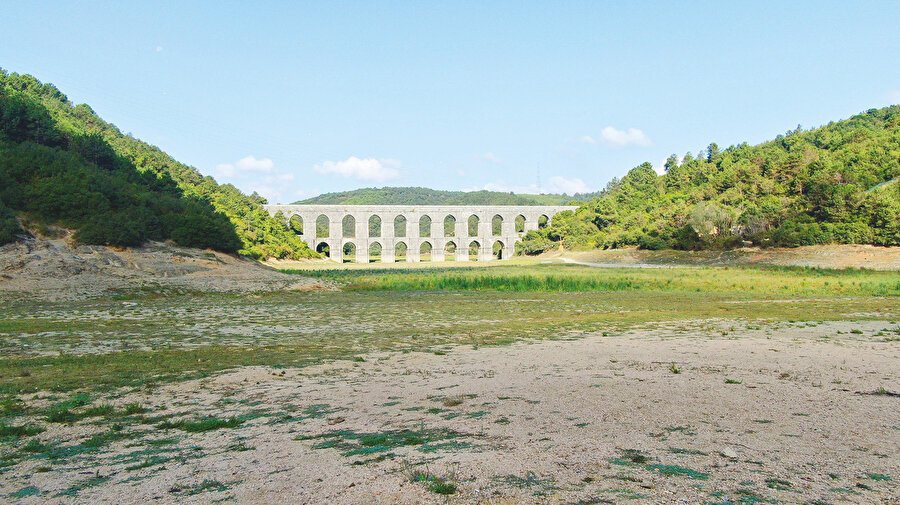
[637, 234, 667, 250]
[0, 199, 21, 245]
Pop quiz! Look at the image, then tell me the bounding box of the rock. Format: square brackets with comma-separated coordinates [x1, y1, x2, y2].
[721, 447, 738, 458]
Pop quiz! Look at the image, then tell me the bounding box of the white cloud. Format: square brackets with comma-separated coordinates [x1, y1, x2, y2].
[155, 46, 163, 52]
[582, 126, 651, 148]
[215, 155, 274, 177]
[314, 156, 400, 182]
[481, 152, 501, 164]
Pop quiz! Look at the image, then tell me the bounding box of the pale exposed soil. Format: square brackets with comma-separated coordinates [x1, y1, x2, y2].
[549, 245, 900, 271]
[6, 320, 898, 504]
[0, 237, 332, 301]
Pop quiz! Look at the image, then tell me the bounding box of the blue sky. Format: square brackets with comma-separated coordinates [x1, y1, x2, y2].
[2, 1, 899, 203]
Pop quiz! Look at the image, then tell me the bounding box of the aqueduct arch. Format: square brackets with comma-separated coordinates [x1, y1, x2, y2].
[264, 204, 577, 263]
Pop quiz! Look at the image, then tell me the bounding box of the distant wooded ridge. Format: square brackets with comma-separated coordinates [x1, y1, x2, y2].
[295, 187, 599, 206]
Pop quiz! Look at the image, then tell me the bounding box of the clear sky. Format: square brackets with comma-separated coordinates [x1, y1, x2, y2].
[2, 1, 899, 203]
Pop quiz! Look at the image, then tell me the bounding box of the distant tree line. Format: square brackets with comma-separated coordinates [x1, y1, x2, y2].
[521, 107, 900, 253]
[296, 186, 600, 206]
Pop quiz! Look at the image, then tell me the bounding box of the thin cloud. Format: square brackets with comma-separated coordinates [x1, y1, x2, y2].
[215, 155, 275, 177]
[887, 90, 900, 104]
[582, 127, 651, 148]
[480, 152, 501, 164]
[482, 176, 592, 195]
[547, 176, 591, 194]
[314, 156, 400, 182]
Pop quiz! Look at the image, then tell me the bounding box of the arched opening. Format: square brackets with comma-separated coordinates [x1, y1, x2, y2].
[419, 215, 432, 237]
[394, 215, 407, 237]
[368, 215, 382, 237]
[444, 215, 456, 237]
[394, 241, 407, 262]
[342, 242, 356, 263]
[316, 241, 330, 257]
[419, 241, 432, 261]
[469, 240, 481, 261]
[342, 215, 356, 238]
[468, 215, 479, 237]
[493, 240, 505, 260]
[538, 215, 549, 229]
[515, 215, 526, 233]
[289, 215, 303, 235]
[491, 214, 503, 236]
[369, 241, 382, 262]
[316, 215, 330, 237]
[444, 241, 457, 261]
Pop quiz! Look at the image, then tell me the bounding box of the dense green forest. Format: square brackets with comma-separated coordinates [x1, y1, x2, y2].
[297, 186, 599, 205]
[521, 106, 900, 254]
[0, 70, 315, 259]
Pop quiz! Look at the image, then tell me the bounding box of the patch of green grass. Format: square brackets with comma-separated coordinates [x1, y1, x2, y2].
[669, 447, 707, 455]
[663, 425, 697, 436]
[9, 485, 40, 498]
[418, 440, 472, 453]
[126, 455, 174, 471]
[299, 427, 468, 457]
[495, 471, 558, 492]
[173, 479, 230, 495]
[866, 473, 891, 481]
[725, 378, 742, 384]
[0, 423, 44, 438]
[124, 403, 147, 415]
[46, 406, 80, 423]
[612, 448, 649, 465]
[735, 488, 777, 503]
[0, 395, 26, 416]
[82, 404, 115, 418]
[158, 416, 243, 433]
[647, 464, 709, 479]
[764, 477, 792, 490]
[56, 475, 110, 497]
[405, 465, 458, 495]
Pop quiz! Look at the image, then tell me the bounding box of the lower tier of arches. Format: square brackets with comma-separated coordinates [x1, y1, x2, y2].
[309, 237, 514, 263]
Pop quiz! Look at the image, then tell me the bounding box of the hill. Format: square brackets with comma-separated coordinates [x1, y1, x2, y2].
[521, 106, 900, 254]
[296, 186, 599, 205]
[0, 70, 315, 259]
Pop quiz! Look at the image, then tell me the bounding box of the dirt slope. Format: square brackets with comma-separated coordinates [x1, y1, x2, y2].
[0, 236, 331, 301]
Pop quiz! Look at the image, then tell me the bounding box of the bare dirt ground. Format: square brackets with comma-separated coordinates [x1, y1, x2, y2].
[0, 237, 332, 301]
[8, 320, 898, 504]
[548, 245, 900, 271]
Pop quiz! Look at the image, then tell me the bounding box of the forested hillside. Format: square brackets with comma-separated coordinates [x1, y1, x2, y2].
[297, 186, 599, 205]
[521, 106, 900, 254]
[0, 70, 315, 259]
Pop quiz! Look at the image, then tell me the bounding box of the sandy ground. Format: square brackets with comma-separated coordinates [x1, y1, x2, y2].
[550, 245, 900, 271]
[0, 237, 332, 301]
[7, 320, 898, 504]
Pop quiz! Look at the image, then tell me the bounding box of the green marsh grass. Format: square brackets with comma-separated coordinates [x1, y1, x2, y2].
[284, 263, 900, 297]
[0, 263, 896, 395]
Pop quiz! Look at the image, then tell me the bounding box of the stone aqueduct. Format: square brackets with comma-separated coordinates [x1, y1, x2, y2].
[263, 205, 577, 263]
